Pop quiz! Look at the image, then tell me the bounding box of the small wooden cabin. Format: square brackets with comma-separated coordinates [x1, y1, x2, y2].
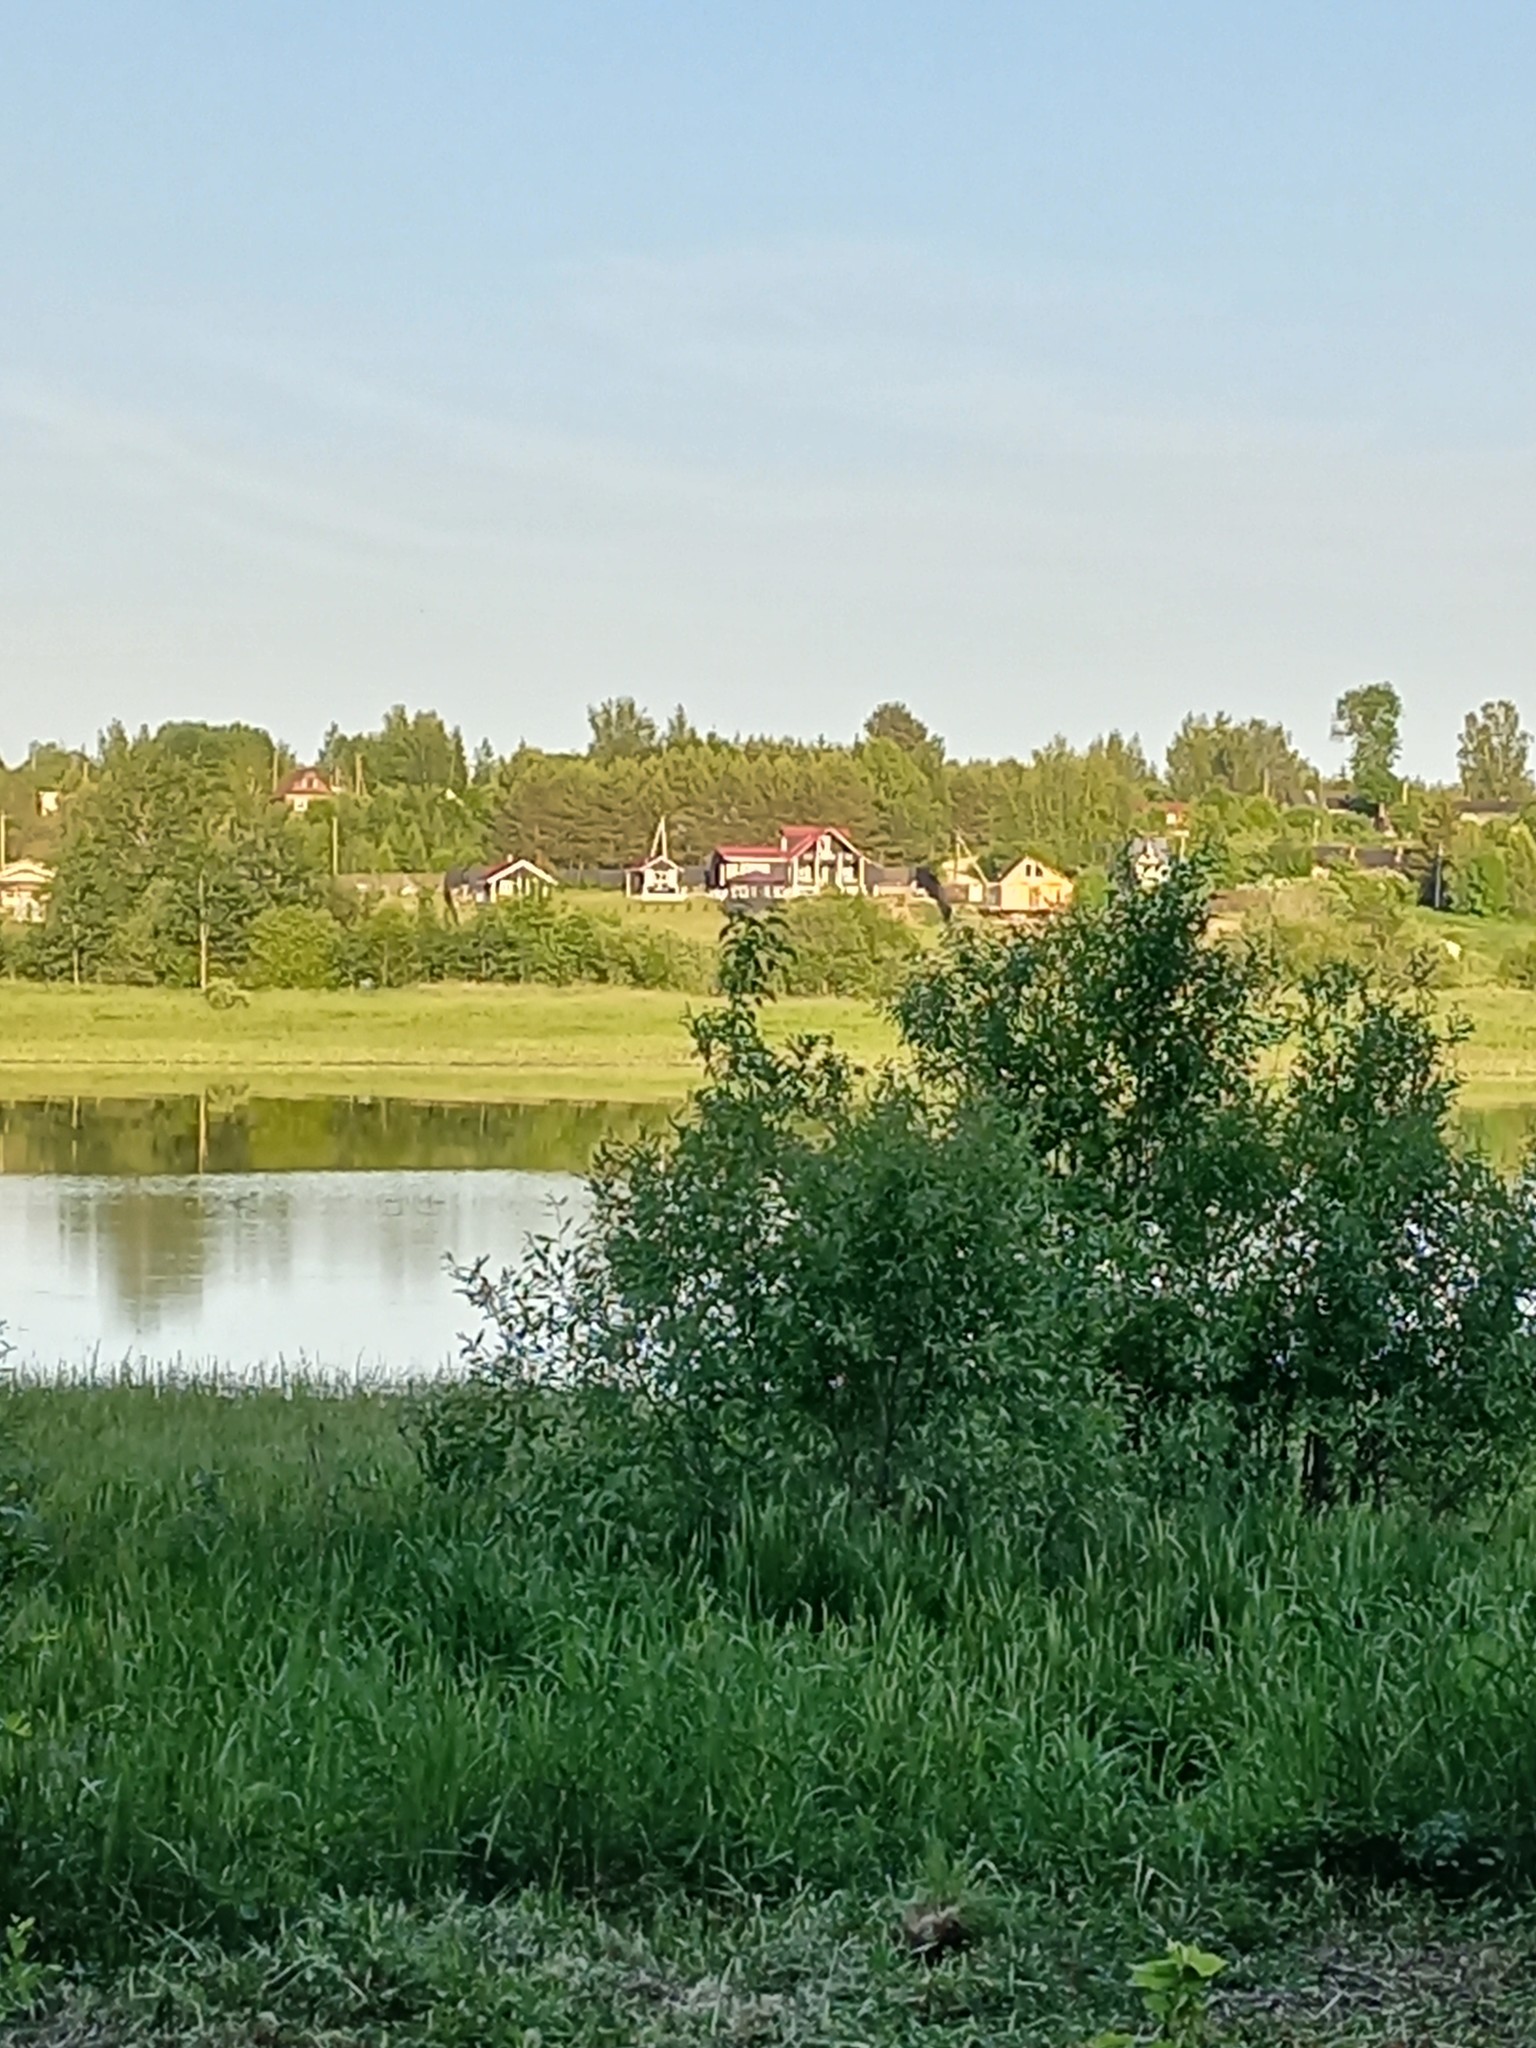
[981, 855, 1074, 921]
[275, 767, 338, 814]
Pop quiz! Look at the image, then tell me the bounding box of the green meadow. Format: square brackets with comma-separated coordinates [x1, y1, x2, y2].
[0, 981, 898, 1102]
[9, 976, 1536, 1110]
[5, 1384, 1536, 2045]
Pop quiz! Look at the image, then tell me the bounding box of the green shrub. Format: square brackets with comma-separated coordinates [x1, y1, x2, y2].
[243, 904, 341, 989]
[772, 894, 921, 999]
[0, 922, 41, 981]
[450, 864, 1536, 1534]
[1451, 843, 1511, 917]
[894, 857, 1536, 1511]
[335, 903, 425, 988]
[429, 897, 710, 990]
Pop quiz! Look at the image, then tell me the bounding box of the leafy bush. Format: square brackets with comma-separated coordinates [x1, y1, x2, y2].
[439, 913, 1111, 1548]
[352, 897, 713, 992]
[895, 858, 1536, 1510]
[0, 921, 42, 981]
[335, 903, 424, 987]
[1450, 842, 1511, 917]
[448, 863, 1536, 1531]
[772, 894, 922, 998]
[243, 904, 341, 989]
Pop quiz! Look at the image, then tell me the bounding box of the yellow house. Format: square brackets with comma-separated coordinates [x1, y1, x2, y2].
[982, 855, 1074, 920]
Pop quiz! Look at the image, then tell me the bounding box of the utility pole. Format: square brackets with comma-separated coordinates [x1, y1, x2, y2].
[197, 873, 210, 992]
[0, 811, 7, 867]
[331, 809, 339, 877]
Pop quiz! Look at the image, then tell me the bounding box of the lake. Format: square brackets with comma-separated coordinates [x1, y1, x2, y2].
[4, 1090, 1535, 1384]
[0, 1095, 671, 1383]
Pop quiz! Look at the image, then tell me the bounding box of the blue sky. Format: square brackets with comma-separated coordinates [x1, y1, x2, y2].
[2, 2, 1533, 774]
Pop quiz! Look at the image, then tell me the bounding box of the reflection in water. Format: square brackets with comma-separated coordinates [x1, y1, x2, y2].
[0, 1094, 671, 1177]
[0, 1171, 587, 1380]
[6, 1090, 1532, 1383]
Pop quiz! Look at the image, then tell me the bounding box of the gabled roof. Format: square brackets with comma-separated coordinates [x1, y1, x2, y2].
[276, 766, 335, 798]
[712, 843, 790, 862]
[0, 859, 53, 886]
[779, 824, 862, 857]
[997, 852, 1070, 884]
[482, 856, 557, 885]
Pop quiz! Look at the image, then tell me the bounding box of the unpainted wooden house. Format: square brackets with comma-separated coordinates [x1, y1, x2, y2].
[980, 854, 1074, 920]
[276, 767, 338, 815]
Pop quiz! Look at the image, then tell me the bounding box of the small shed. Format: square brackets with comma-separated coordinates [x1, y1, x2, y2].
[480, 857, 558, 902]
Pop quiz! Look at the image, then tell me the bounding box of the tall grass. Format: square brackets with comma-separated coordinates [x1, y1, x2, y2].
[5, 1385, 1536, 1962]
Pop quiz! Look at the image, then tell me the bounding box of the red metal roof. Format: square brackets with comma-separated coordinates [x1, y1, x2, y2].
[779, 824, 860, 856]
[712, 827, 862, 861]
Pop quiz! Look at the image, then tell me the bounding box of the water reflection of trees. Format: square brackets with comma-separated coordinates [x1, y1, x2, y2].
[25, 1170, 562, 1364]
[55, 1182, 219, 1336]
[0, 1095, 669, 1176]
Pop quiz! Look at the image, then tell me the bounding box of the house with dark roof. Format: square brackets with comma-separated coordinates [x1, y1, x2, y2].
[705, 825, 868, 902]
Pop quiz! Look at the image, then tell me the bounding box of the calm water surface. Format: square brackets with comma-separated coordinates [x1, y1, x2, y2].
[0, 1096, 667, 1381]
[3, 1092, 1532, 1382]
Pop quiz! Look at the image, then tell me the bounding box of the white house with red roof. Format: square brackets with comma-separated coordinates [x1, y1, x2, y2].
[275, 766, 338, 814]
[705, 825, 867, 902]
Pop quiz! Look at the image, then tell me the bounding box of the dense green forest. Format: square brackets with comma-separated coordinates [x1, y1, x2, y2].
[5, 686, 1536, 988]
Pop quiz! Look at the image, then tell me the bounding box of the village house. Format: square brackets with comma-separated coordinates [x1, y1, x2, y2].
[936, 838, 1072, 920]
[980, 854, 1074, 920]
[705, 825, 867, 903]
[275, 767, 338, 814]
[474, 857, 558, 903]
[626, 818, 688, 899]
[0, 859, 54, 924]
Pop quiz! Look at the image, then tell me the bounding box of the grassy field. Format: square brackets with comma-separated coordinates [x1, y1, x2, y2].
[8, 977, 1536, 1110]
[0, 983, 898, 1102]
[4, 1385, 1536, 2042]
